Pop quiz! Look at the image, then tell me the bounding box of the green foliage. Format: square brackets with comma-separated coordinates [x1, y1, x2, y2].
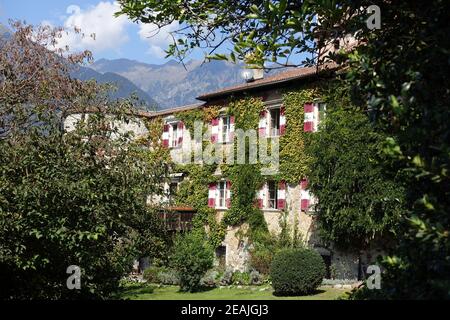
[270, 248, 325, 296]
[231, 271, 251, 285]
[306, 84, 406, 249]
[228, 97, 264, 131]
[223, 164, 265, 231]
[174, 97, 269, 247]
[118, 0, 450, 299]
[343, 2, 450, 299]
[143, 266, 180, 285]
[250, 211, 305, 275]
[170, 231, 214, 292]
[0, 23, 169, 299]
[279, 86, 320, 183]
[174, 163, 225, 247]
[143, 266, 164, 283]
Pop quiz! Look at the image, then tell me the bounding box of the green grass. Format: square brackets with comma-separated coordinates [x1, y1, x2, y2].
[118, 283, 348, 300]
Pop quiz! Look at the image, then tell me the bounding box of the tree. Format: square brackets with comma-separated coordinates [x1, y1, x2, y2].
[170, 231, 214, 292]
[306, 84, 405, 250]
[117, 1, 450, 298]
[0, 22, 169, 299]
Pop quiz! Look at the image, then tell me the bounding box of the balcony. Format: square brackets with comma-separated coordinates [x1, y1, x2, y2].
[158, 206, 196, 231]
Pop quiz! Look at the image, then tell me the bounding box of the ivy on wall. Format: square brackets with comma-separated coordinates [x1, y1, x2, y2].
[154, 85, 325, 247]
[279, 84, 324, 183]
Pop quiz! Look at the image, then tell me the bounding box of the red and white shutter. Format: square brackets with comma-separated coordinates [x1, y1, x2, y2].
[300, 178, 310, 211]
[304, 103, 314, 132]
[280, 105, 286, 135]
[178, 121, 184, 146]
[257, 185, 265, 209]
[258, 110, 267, 137]
[277, 180, 286, 210]
[162, 123, 169, 147]
[226, 180, 232, 208]
[229, 116, 235, 142]
[208, 183, 216, 208]
[211, 118, 219, 143]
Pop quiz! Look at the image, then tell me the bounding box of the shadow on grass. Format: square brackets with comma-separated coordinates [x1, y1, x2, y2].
[272, 289, 326, 297]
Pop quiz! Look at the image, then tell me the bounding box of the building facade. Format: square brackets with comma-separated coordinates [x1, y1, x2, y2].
[64, 64, 381, 280]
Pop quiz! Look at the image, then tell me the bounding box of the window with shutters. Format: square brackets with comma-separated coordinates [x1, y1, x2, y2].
[170, 123, 179, 148]
[268, 108, 280, 137]
[217, 181, 227, 208]
[267, 181, 278, 209]
[220, 116, 231, 143]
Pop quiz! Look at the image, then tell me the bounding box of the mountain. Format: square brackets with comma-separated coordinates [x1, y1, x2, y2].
[71, 66, 158, 111]
[90, 58, 246, 109]
[0, 23, 157, 112]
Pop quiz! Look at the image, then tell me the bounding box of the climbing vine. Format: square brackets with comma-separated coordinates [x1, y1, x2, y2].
[279, 83, 324, 183]
[165, 84, 326, 247]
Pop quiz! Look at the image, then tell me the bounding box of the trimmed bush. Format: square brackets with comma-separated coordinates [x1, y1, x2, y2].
[171, 231, 214, 292]
[270, 248, 325, 296]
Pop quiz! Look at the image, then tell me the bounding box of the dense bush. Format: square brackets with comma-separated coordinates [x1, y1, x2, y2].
[142, 266, 180, 285]
[157, 268, 180, 285]
[0, 23, 169, 299]
[171, 231, 214, 292]
[249, 270, 263, 285]
[219, 268, 234, 286]
[271, 248, 325, 296]
[143, 267, 162, 283]
[250, 246, 273, 275]
[231, 271, 251, 285]
[200, 270, 220, 288]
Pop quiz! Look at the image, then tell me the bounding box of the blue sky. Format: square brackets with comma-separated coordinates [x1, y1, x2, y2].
[0, 0, 207, 64]
[0, 0, 308, 67]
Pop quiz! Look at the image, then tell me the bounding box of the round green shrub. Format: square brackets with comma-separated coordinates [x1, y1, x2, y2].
[270, 248, 325, 296]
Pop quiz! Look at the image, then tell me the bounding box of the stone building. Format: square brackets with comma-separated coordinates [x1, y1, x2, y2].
[64, 63, 381, 280]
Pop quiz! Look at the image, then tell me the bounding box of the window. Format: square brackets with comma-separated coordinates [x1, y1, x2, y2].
[221, 116, 231, 143]
[321, 255, 332, 279]
[217, 181, 227, 208]
[267, 181, 278, 209]
[269, 108, 280, 136]
[215, 246, 226, 269]
[171, 123, 178, 148]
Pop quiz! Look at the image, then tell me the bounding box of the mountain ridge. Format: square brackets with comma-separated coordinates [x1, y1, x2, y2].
[90, 58, 245, 109]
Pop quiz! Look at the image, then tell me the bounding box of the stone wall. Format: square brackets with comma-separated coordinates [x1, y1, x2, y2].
[63, 113, 149, 139]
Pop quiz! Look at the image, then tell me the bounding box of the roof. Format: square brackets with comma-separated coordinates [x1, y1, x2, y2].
[167, 206, 196, 212]
[196, 63, 337, 101]
[150, 103, 204, 118]
[65, 64, 338, 120]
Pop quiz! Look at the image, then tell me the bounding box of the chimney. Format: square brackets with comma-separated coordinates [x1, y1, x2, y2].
[241, 68, 264, 83]
[252, 68, 264, 80]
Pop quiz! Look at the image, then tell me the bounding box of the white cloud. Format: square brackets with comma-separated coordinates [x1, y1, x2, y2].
[51, 1, 131, 54]
[138, 21, 179, 58]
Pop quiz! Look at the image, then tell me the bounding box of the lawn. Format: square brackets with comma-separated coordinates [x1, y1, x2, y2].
[118, 283, 348, 300]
